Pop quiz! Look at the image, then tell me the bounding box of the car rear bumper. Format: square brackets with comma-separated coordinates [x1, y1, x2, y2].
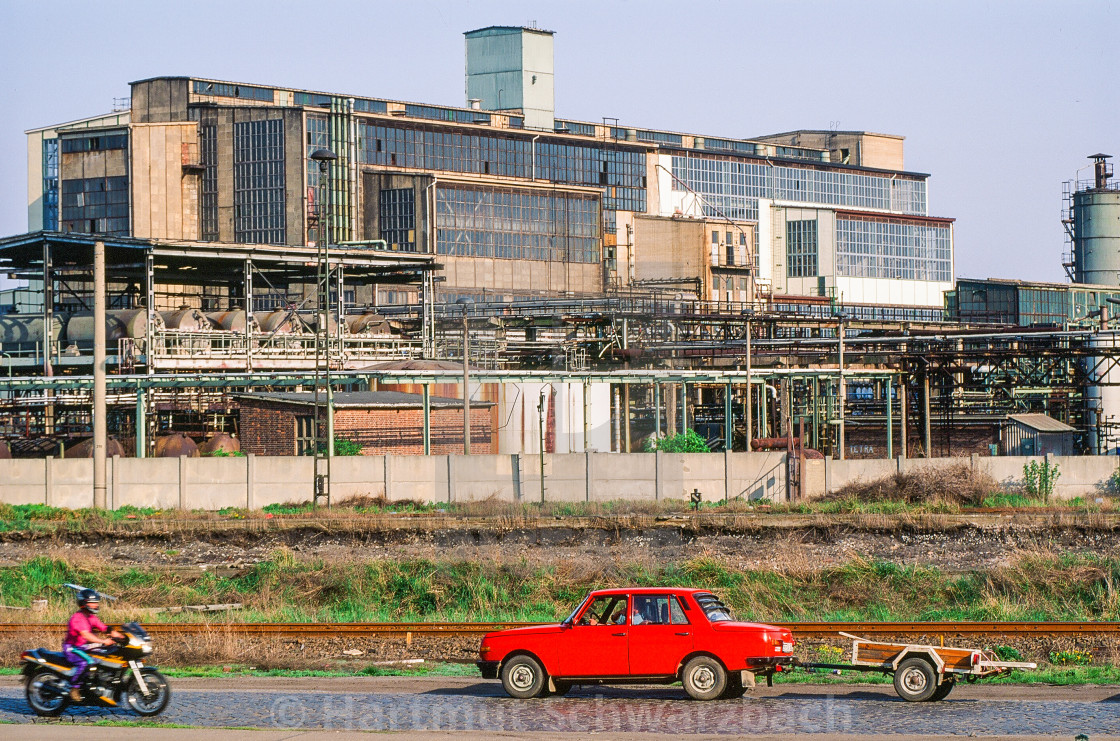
[476, 660, 500, 679]
[745, 656, 791, 670]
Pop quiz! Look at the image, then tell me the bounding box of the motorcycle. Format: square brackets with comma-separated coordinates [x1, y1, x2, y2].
[20, 621, 171, 717]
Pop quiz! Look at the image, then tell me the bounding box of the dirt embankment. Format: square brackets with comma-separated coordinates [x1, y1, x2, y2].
[1, 515, 1118, 573]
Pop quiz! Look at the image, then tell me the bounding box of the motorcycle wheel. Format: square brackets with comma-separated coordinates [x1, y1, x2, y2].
[25, 670, 70, 717]
[124, 668, 171, 716]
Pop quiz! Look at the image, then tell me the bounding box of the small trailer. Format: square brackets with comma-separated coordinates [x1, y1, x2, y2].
[796, 632, 1037, 702]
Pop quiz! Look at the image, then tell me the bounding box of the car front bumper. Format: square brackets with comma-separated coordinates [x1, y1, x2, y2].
[476, 660, 500, 679]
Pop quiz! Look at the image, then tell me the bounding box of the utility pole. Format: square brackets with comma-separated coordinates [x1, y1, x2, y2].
[310, 148, 337, 507]
[457, 298, 473, 454]
[93, 240, 106, 509]
[836, 311, 848, 460]
[538, 389, 546, 503]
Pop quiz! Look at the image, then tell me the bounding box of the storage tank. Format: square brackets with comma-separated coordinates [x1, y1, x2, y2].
[0, 316, 62, 345]
[1072, 154, 1120, 285]
[206, 310, 256, 332]
[1086, 331, 1120, 454]
[64, 309, 155, 342]
[160, 308, 210, 331]
[257, 311, 300, 334]
[346, 313, 392, 334]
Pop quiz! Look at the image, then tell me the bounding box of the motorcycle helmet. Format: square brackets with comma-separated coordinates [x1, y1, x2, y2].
[77, 588, 101, 613]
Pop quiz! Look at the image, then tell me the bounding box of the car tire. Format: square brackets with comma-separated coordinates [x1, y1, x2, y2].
[682, 656, 727, 701]
[893, 657, 939, 702]
[928, 678, 954, 702]
[501, 655, 547, 699]
[720, 676, 747, 699]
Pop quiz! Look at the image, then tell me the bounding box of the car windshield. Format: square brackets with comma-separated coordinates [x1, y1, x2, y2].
[563, 594, 591, 625]
[694, 592, 735, 622]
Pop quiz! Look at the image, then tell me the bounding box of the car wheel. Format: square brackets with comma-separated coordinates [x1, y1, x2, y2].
[720, 676, 747, 699]
[893, 657, 939, 702]
[928, 678, 954, 702]
[682, 656, 727, 701]
[501, 655, 547, 699]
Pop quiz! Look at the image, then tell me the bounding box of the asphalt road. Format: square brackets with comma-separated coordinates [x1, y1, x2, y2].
[0, 677, 1117, 738]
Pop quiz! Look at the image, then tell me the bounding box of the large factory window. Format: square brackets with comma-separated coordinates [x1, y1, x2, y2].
[835, 217, 952, 282]
[60, 176, 129, 235]
[199, 124, 218, 241]
[41, 138, 58, 231]
[356, 119, 645, 219]
[435, 185, 600, 263]
[380, 188, 416, 251]
[670, 154, 928, 219]
[233, 119, 285, 244]
[786, 220, 819, 278]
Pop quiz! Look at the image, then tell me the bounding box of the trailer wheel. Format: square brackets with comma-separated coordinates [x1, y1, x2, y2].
[893, 657, 938, 702]
[928, 678, 954, 702]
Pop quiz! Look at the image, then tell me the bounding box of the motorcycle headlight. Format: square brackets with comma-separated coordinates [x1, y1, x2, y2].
[142, 644, 152, 655]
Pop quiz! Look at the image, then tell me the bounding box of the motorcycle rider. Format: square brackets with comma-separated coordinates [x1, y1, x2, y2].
[62, 589, 121, 702]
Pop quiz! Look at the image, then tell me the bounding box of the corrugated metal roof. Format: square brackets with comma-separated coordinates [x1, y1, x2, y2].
[1008, 413, 1076, 433]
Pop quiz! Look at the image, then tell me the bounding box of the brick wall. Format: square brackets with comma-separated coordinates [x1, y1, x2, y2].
[239, 400, 493, 456]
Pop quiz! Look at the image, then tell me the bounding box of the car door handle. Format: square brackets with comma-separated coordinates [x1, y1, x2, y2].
[675, 632, 691, 636]
[612, 632, 627, 637]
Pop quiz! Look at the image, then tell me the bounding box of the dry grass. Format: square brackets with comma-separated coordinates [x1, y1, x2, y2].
[826, 463, 997, 506]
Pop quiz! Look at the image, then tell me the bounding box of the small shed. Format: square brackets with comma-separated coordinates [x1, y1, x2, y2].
[1000, 413, 1075, 456]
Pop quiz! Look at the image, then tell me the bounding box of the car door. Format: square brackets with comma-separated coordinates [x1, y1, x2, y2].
[557, 595, 631, 677]
[627, 594, 694, 676]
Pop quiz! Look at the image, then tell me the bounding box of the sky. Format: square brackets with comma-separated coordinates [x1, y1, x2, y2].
[0, 0, 1114, 286]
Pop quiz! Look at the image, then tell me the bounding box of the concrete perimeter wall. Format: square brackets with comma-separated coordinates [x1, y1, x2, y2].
[822, 454, 1120, 500]
[3, 452, 1115, 510]
[0, 451, 788, 510]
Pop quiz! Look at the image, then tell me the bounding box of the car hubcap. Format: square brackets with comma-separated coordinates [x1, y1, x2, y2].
[903, 668, 927, 692]
[510, 665, 535, 690]
[692, 666, 716, 691]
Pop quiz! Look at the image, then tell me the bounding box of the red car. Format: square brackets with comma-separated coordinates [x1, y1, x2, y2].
[477, 587, 794, 700]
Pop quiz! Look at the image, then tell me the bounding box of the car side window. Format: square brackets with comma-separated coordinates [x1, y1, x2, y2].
[578, 595, 626, 626]
[670, 596, 690, 625]
[632, 595, 674, 625]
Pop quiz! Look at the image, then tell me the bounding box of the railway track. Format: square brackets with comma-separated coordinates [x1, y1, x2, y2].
[2, 621, 1118, 639]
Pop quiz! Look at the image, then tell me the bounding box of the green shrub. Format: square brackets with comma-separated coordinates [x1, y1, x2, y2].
[643, 429, 710, 453]
[1023, 460, 1060, 502]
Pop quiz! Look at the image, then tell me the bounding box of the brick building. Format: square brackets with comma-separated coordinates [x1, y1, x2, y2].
[237, 391, 493, 456]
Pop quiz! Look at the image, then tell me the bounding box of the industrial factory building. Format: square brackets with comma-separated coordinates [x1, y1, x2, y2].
[24, 25, 954, 315]
[7, 25, 1120, 465]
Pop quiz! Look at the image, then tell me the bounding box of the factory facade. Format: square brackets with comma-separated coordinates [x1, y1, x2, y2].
[26, 26, 954, 315]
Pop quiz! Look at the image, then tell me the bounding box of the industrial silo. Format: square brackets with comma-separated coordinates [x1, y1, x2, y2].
[1071, 154, 1120, 285]
[1072, 155, 1120, 451]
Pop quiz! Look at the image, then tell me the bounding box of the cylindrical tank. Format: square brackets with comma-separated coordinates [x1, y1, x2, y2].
[160, 308, 210, 331]
[206, 310, 256, 333]
[64, 436, 127, 458]
[1087, 332, 1120, 453]
[198, 432, 241, 456]
[0, 316, 62, 344]
[153, 433, 199, 458]
[345, 313, 391, 335]
[1073, 189, 1120, 286]
[302, 313, 342, 335]
[64, 310, 152, 342]
[257, 311, 299, 334]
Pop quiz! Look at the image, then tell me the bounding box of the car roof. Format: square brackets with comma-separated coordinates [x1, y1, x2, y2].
[587, 587, 711, 597]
